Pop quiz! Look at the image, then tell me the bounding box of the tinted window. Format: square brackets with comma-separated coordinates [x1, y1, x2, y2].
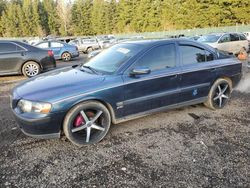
[230, 34, 239, 41]
[36, 42, 49, 48]
[219, 34, 230, 43]
[51, 42, 63, 48]
[0, 43, 19, 52]
[239, 34, 247, 40]
[180, 45, 206, 65]
[133, 44, 176, 71]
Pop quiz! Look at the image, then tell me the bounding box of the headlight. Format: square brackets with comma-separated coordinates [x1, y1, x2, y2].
[17, 99, 52, 114]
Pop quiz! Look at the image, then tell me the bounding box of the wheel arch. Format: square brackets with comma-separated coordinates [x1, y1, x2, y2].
[61, 98, 117, 131]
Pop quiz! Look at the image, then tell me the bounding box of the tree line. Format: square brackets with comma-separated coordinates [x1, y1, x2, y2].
[0, 0, 249, 37]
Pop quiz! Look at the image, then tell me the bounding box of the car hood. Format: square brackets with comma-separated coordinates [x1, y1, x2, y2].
[14, 67, 105, 102]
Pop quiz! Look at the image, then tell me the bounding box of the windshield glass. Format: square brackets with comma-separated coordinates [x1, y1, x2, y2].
[83, 43, 142, 74]
[198, 35, 221, 43]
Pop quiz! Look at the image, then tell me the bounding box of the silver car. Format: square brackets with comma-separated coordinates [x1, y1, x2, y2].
[69, 38, 100, 53]
[198, 33, 249, 54]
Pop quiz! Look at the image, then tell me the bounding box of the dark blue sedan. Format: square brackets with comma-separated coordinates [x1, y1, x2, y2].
[11, 39, 242, 146]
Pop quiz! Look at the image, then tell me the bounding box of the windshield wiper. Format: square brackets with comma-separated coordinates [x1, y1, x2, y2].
[81, 65, 99, 74]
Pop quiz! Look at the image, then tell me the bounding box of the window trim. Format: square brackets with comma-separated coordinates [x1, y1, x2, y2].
[0, 42, 27, 54]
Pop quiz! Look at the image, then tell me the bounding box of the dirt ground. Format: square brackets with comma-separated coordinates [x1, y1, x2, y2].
[0, 70, 249, 187]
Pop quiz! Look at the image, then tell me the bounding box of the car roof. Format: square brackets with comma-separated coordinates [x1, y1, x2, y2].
[122, 39, 217, 53]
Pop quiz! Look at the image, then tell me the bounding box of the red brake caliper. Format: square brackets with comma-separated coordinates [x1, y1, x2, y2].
[73, 114, 85, 127]
[73, 112, 95, 127]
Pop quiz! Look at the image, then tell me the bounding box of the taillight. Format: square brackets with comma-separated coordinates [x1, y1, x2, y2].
[48, 50, 54, 57]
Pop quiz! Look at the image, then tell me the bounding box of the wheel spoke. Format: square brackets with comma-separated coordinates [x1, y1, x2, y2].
[86, 127, 91, 143]
[219, 97, 222, 107]
[221, 84, 228, 94]
[72, 124, 87, 133]
[218, 85, 222, 93]
[80, 110, 89, 122]
[92, 124, 105, 131]
[91, 111, 103, 123]
[213, 94, 220, 101]
[221, 94, 228, 99]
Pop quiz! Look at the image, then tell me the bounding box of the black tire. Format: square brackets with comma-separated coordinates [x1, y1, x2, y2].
[61, 52, 71, 62]
[22, 61, 41, 78]
[63, 101, 111, 146]
[87, 47, 93, 54]
[204, 78, 232, 110]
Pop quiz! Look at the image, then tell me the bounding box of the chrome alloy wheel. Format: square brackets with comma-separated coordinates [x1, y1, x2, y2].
[71, 110, 105, 143]
[212, 83, 230, 108]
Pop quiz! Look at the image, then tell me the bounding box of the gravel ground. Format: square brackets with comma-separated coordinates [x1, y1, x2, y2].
[0, 68, 249, 187]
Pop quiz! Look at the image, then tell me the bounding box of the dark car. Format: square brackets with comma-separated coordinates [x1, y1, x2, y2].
[11, 39, 242, 146]
[35, 41, 79, 62]
[0, 41, 56, 77]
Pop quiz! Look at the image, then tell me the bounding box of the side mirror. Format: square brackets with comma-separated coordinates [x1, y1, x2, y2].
[130, 67, 151, 76]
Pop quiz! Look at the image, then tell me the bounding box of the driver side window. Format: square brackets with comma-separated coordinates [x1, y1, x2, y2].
[132, 44, 176, 72]
[219, 34, 230, 43]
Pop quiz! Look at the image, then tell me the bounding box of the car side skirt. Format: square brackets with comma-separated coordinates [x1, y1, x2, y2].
[113, 96, 207, 124]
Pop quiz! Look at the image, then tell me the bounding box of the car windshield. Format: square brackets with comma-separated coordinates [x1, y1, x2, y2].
[198, 35, 221, 43]
[83, 43, 142, 74]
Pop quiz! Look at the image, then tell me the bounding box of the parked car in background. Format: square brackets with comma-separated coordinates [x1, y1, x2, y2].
[69, 38, 100, 53]
[11, 39, 242, 146]
[198, 32, 249, 54]
[0, 40, 56, 77]
[35, 41, 79, 61]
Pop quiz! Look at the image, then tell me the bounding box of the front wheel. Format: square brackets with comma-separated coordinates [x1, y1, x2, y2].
[61, 52, 71, 62]
[63, 101, 111, 146]
[204, 78, 232, 110]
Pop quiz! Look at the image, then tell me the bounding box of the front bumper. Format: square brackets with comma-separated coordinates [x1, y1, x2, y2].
[12, 109, 65, 139]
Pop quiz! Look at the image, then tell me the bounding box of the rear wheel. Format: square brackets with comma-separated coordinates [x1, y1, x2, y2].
[204, 78, 232, 110]
[61, 52, 71, 62]
[22, 61, 40, 77]
[63, 101, 111, 146]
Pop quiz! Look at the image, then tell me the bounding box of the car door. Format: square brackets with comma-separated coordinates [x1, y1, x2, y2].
[178, 43, 216, 103]
[121, 43, 181, 117]
[50, 42, 64, 58]
[0, 42, 26, 74]
[217, 34, 231, 53]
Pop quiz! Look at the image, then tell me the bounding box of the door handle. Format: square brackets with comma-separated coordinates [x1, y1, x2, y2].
[211, 68, 217, 72]
[20, 52, 25, 56]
